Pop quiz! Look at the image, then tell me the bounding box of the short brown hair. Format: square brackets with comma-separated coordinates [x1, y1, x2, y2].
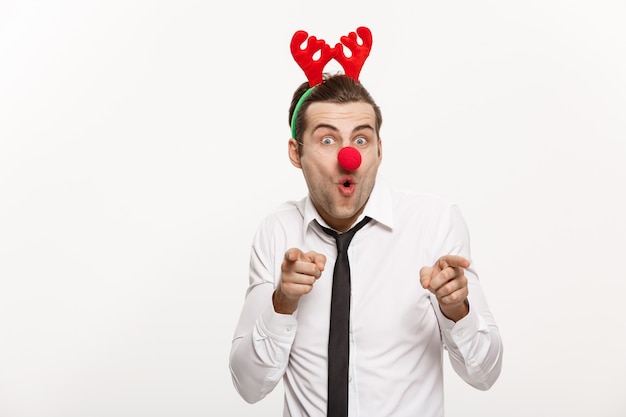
[288, 74, 383, 150]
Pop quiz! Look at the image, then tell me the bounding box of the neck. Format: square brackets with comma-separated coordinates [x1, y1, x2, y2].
[318, 209, 364, 233]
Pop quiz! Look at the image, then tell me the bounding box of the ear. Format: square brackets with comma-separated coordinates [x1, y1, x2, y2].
[377, 137, 383, 162]
[288, 138, 302, 168]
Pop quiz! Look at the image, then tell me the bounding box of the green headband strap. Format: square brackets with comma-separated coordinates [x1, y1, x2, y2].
[290, 86, 316, 139]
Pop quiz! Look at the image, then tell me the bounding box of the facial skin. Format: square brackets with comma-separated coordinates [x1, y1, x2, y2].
[289, 101, 383, 233]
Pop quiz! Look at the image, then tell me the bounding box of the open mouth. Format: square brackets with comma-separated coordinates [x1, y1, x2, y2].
[338, 177, 356, 196]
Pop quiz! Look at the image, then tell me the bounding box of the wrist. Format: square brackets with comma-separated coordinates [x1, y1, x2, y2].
[272, 290, 298, 315]
[440, 299, 470, 322]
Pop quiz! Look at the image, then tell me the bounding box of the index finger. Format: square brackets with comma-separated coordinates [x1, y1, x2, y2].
[437, 255, 470, 269]
[284, 248, 304, 263]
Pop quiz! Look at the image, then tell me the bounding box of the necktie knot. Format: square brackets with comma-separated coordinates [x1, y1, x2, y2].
[318, 216, 371, 254]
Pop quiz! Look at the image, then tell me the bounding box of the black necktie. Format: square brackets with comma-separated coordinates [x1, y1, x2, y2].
[317, 216, 371, 417]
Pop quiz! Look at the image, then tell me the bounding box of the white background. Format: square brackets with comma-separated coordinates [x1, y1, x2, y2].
[1, 1, 625, 416]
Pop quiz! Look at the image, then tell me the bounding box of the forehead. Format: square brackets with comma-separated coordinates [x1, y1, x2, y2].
[305, 101, 376, 131]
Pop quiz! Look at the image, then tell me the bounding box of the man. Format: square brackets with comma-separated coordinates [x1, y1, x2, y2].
[230, 28, 502, 417]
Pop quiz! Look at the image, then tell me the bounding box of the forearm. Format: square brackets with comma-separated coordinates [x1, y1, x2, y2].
[437, 299, 503, 390]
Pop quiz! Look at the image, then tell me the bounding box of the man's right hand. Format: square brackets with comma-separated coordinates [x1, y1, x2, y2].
[273, 248, 327, 314]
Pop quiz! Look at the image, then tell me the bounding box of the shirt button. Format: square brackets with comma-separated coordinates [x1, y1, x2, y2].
[286, 325, 293, 332]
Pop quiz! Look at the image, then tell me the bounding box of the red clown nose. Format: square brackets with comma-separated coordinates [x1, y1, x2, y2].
[337, 146, 362, 171]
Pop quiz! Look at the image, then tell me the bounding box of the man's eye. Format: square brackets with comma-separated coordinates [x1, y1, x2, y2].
[354, 137, 368, 146]
[321, 137, 335, 145]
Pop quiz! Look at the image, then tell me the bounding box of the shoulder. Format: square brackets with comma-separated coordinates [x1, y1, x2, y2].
[391, 183, 458, 213]
[368, 177, 463, 230]
[385, 183, 470, 239]
[255, 198, 306, 235]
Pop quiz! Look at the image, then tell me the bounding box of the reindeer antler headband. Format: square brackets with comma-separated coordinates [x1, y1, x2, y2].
[290, 26, 373, 139]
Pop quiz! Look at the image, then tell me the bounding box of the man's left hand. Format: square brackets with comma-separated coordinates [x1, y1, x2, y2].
[420, 255, 470, 322]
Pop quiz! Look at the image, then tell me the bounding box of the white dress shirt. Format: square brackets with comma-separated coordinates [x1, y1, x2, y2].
[230, 177, 503, 417]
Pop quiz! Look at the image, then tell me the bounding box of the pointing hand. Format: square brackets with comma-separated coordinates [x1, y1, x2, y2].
[273, 248, 327, 314]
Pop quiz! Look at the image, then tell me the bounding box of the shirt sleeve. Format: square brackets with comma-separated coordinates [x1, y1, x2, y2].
[229, 219, 297, 403]
[432, 205, 504, 390]
[432, 280, 503, 390]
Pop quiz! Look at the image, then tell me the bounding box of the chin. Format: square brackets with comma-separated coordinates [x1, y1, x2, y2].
[331, 207, 360, 220]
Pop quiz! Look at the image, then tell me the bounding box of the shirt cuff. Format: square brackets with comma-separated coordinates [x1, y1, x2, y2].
[258, 304, 298, 343]
[450, 307, 481, 346]
[438, 303, 481, 347]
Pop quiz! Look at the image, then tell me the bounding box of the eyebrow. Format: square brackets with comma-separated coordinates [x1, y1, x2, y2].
[312, 123, 375, 135]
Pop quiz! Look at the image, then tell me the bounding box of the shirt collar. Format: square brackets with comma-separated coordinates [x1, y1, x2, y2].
[300, 176, 395, 235]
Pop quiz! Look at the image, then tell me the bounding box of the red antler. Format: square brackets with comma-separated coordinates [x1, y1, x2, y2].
[333, 26, 373, 82]
[290, 30, 336, 87]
